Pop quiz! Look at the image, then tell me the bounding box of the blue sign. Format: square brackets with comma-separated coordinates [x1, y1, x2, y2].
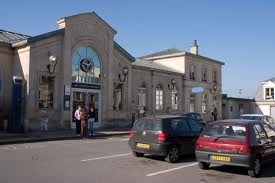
[192, 86, 204, 93]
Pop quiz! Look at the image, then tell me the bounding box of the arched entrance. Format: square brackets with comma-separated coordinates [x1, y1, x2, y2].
[71, 47, 102, 129]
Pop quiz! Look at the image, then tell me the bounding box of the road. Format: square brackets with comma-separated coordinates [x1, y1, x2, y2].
[0, 136, 274, 183]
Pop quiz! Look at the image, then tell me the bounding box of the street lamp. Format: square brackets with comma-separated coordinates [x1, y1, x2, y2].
[47, 54, 58, 74]
[118, 66, 129, 82]
[168, 78, 176, 90]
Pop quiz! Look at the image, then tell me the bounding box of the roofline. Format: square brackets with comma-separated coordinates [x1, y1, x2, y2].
[12, 29, 65, 47]
[0, 41, 11, 47]
[185, 52, 225, 66]
[58, 12, 117, 35]
[114, 41, 135, 62]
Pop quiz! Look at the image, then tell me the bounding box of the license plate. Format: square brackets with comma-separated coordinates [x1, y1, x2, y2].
[211, 155, 231, 162]
[136, 143, 150, 149]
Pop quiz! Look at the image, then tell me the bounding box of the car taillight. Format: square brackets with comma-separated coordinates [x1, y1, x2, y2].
[195, 142, 203, 150]
[130, 129, 135, 137]
[239, 146, 253, 154]
[157, 131, 167, 141]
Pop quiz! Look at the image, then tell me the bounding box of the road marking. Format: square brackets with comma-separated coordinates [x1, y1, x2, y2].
[146, 162, 198, 177]
[81, 153, 132, 162]
[0, 145, 47, 151]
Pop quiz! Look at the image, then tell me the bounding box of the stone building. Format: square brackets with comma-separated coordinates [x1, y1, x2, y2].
[0, 12, 224, 132]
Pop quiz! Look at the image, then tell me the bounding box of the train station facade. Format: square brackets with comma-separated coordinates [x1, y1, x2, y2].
[0, 12, 224, 132]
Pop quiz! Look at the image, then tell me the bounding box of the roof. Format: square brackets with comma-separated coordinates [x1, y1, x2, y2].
[262, 77, 275, 83]
[138, 48, 183, 59]
[241, 114, 264, 117]
[114, 41, 135, 62]
[210, 119, 258, 124]
[0, 29, 29, 44]
[132, 59, 182, 74]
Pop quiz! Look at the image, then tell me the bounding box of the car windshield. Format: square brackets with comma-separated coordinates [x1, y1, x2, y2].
[240, 115, 262, 121]
[201, 124, 246, 139]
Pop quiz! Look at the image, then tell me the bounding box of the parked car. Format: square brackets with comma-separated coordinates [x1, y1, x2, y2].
[240, 114, 275, 128]
[195, 119, 275, 177]
[173, 112, 206, 125]
[128, 115, 205, 163]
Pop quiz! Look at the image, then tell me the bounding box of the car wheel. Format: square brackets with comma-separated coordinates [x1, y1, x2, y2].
[248, 158, 261, 177]
[198, 161, 210, 170]
[165, 145, 180, 163]
[132, 151, 144, 157]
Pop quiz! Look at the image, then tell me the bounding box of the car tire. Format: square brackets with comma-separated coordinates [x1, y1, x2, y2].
[165, 145, 180, 163]
[132, 151, 144, 157]
[248, 158, 261, 177]
[198, 161, 210, 170]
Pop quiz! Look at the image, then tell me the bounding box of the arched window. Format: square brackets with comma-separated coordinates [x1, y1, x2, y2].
[72, 47, 101, 84]
[156, 84, 163, 110]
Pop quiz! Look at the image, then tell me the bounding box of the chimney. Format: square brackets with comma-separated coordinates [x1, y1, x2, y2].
[190, 40, 199, 55]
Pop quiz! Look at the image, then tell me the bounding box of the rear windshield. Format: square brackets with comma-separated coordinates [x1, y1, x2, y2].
[201, 124, 246, 139]
[133, 118, 162, 131]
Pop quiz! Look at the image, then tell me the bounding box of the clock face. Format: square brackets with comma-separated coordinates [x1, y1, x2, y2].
[80, 58, 93, 73]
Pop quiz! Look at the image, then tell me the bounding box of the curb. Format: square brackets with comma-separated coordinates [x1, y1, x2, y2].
[0, 132, 130, 145]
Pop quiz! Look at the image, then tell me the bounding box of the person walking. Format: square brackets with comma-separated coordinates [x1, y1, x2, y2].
[74, 105, 82, 135]
[88, 105, 96, 136]
[80, 108, 88, 139]
[212, 106, 218, 121]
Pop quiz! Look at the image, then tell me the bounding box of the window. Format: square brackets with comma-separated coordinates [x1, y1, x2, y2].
[212, 70, 217, 83]
[113, 83, 122, 110]
[202, 66, 207, 82]
[190, 94, 195, 112]
[156, 84, 163, 110]
[189, 64, 195, 80]
[188, 119, 203, 132]
[172, 89, 178, 110]
[171, 119, 190, 133]
[254, 124, 267, 139]
[39, 76, 55, 109]
[265, 88, 274, 100]
[138, 82, 146, 108]
[201, 94, 207, 114]
[72, 47, 101, 84]
[262, 123, 275, 138]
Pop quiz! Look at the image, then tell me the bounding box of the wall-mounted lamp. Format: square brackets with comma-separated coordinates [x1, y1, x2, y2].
[210, 84, 217, 94]
[118, 66, 129, 82]
[168, 78, 176, 90]
[47, 54, 58, 74]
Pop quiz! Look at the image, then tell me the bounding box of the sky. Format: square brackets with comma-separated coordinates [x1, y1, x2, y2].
[1, 0, 275, 99]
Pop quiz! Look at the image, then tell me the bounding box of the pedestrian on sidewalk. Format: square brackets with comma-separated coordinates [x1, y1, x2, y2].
[88, 105, 96, 136]
[74, 105, 82, 135]
[80, 108, 88, 139]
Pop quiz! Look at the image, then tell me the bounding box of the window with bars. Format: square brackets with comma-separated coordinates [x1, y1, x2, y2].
[265, 88, 274, 100]
[172, 90, 178, 110]
[189, 64, 196, 80]
[39, 76, 55, 109]
[156, 84, 163, 110]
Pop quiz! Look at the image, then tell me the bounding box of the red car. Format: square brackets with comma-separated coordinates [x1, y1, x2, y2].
[195, 119, 275, 177]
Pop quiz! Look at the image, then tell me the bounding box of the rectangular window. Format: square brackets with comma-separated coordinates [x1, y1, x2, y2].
[265, 88, 274, 100]
[201, 94, 207, 114]
[213, 70, 217, 83]
[172, 91, 178, 110]
[190, 94, 195, 112]
[113, 83, 123, 110]
[202, 67, 207, 82]
[189, 65, 195, 80]
[156, 89, 163, 110]
[39, 76, 55, 109]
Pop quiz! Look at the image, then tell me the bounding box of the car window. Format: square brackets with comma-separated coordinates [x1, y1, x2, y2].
[262, 123, 275, 137]
[171, 119, 190, 133]
[133, 119, 161, 131]
[253, 124, 267, 139]
[201, 124, 246, 138]
[240, 115, 261, 121]
[188, 119, 203, 132]
[267, 117, 275, 124]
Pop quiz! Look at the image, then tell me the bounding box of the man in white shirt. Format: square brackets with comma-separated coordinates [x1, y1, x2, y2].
[74, 105, 82, 135]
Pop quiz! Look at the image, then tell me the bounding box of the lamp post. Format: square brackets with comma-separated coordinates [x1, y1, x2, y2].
[118, 66, 129, 82]
[168, 78, 176, 90]
[47, 55, 58, 74]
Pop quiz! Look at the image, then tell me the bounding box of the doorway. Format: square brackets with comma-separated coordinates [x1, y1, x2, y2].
[71, 90, 101, 129]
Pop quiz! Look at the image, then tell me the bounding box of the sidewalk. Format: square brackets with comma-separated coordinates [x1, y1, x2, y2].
[0, 128, 130, 145]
